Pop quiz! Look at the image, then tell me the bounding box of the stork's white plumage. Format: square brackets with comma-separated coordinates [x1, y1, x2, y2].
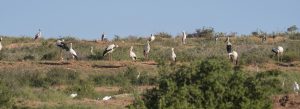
[56, 39, 69, 51]
[90, 46, 95, 55]
[103, 44, 118, 60]
[294, 81, 299, 94]
[103, 96, 112, 101]
[282, 79, 285, 88]
[171, 48, 176, 62]
[69, 43, 78, 60]
[272, 46, 284, 55]
[56, 39, 63, 46]
[215, 37, 219, 42]
[143, 41, 151, 59]
[103, 44, 118, 56]
[278, 46, 284, 53]
[56, 38, 69, 61]
[272, 46, 284, 62]
[229, 51, 238, 65]
[70, 93, 78, 98]
[136, 72, 140, 79]
[130, 46, 137, 61]
[149, 34, 155, 42]
[0, 37, 3, 51]
[182, 31, 187, 44]
[226, 37, 232, 53]
[34, 29, 41, 40]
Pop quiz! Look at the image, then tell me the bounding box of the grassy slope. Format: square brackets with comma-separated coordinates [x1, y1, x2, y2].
[0, 35, 300, 108]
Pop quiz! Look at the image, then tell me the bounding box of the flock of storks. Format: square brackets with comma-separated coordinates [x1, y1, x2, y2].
[0, 29, 284, 65]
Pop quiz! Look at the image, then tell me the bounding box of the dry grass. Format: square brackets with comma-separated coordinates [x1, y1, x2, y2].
[0, 35, 300, 108]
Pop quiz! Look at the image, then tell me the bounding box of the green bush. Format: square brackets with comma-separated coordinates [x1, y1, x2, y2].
[129, 58, 282, 109]
[23, 54, 36, 61]
[92, 74, 127, 86]
[87, 51, 103, 60]
[45, 68, 80, 86]
[0, 81, 14, 109]
[92, 67, 155, 86]
[156, 32, 172, 38]
[65, 80, 95, 98]
[27, 72, 48, 87]
[41, 51, 58, 60]
[240, 49, 270, 65]
[281, 51, 300, 62]
[0, 52, 6, 60]
[289, 33, 300, 40]
[189, 27, 215, 38]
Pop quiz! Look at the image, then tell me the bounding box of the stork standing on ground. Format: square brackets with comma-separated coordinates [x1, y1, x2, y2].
[69, 43, 78, 60]
[34, 29, 42, 41]
[228, 51, 238, 65]
[272, 46, 284, 62]
[294, 81, 299, 95]
[149, 34, 155, 42]
[226, 37, 232, 54]
[90, 46, 95, 55]
[182, 31, 187, 44]
[101, 32, 105, 41]
[143, 41, 150, 60]
[225, 37, 238, 65]
[56, 38, 69, 61]
[103, 96, 112, 101]
[0, 37, 3, 51]
[215, 36, 219, 44]
[171, 48, 176, 62]
[282, 79, 285, 88]
[103, 44, 119, 60]
[70, 93, 78, 98]
[261, 34, 267, 43]
[129, 46, 137, 61]
[136, 72, 140, 79]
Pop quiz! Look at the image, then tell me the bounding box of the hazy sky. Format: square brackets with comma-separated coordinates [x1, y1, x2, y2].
[0, 0, 299, 40]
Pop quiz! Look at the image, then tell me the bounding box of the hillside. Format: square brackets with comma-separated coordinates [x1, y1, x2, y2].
[0, 35, 300, 109]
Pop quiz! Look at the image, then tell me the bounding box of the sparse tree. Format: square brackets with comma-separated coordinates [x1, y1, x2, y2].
[287, 25, 298, 33]
[189, 27, 215, 38]
[252, 31, 259, 36]
[156, 32, 172, 38]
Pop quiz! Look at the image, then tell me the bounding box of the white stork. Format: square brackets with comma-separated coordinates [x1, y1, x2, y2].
[103, 44, 119, 60]
[102, 96, 112, 101]
[136, 72, 140, 79]
[69, 43, 78, 60]
[101, 32, 105, 41]
[215, 35, 219, 44]
[143, 41, 150, 60]
[90, 46, 95, 55]
[56, 39, 69, 50]
[149, 34, 155, 42]
[182, 31, 187, 44]
[228, 51, 238, 65]
[130, 46, 137, 61]
[226, 37, 232, 54]
[224, 36, 238, 65]
[171, 48, 176, 62]
[70, 93, 78, 98]
[0, 37, 3, 51]
[272, 46, 284, 62]
[294, 81, 299, 94]
[34, 29, 42, 41]
[56, 38, 69, 61]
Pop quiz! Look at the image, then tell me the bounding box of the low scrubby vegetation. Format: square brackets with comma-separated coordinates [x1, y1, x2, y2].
[128, 58, 284, 109]
[0, 25, 299, 108]
[0, 65, 156, 108]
